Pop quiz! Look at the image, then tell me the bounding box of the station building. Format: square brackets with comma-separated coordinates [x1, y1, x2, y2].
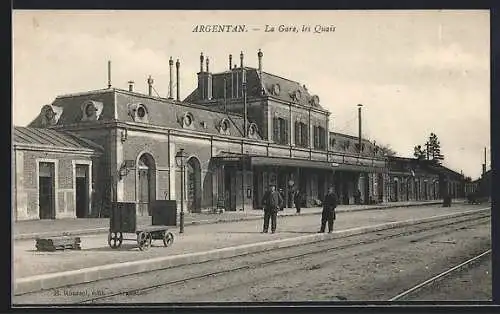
[12, 50, 466, 221]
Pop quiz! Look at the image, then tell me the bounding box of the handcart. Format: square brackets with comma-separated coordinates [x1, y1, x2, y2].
[107, 200, 177, 251]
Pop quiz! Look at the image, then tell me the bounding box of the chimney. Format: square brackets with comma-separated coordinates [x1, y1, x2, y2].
[107, 60, 112, 88]
[168, 57, 174, 99]
[240, 51, 244, 68]
[258, 49, 263, 74]
[206, 57, 210, 73]
[200, 52, 204, 73]
[176, 59, 180, 101]
[147, 75, 154, 96]
[229, 54, 232, 70]
[128, 80, 134, 92]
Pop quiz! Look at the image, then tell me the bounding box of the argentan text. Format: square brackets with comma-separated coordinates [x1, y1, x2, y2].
[192, 25, 247, 32]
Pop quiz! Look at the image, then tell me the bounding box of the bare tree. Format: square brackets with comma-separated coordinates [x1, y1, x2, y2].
[378, 143, 397, 157]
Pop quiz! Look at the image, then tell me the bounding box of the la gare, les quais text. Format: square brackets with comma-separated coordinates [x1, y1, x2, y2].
[265, 24, 336, 33]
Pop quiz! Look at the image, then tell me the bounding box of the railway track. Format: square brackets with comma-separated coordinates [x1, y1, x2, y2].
[56, 211, 490, 304]
[388, 249, 492, 301]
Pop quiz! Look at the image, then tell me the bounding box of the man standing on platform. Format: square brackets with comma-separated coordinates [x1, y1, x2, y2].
[318, 186, 338, 233]
[262, 185, 283, 233]
[294, 189, 302, 214]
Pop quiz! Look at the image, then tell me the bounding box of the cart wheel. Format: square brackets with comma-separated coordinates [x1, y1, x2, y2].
[108, 232, 123, 249]
[163, 232, 174, 247]
[137, 232, 152, 251]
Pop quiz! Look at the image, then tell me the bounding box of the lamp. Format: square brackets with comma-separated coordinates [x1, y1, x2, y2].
[118, 160, 134, 180]
[118, 165, 129, 180]
[121, 129, 128, 143]
[175, 149, 187, 233]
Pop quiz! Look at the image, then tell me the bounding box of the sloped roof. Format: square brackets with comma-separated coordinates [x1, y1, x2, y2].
[185, 67, 326, 110]
[114, 90, 258, 139]
[28, 89, 115, 128]
[329, 132, 382, 157]
[13, 126, 103, 151]
[426, 163, 464, 179]
[27, 88, 260, 140]
[260, 71, 324, 109]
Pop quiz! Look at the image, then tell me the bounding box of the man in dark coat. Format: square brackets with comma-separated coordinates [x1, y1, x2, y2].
[319, 186, 338, 233]
[262, 185, 283, 233]
[293, 189, 302, 214]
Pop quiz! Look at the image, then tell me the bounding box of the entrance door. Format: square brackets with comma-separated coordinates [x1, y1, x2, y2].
[186, 157, 202, 213]
[39, 162, 55, 219]
[424, 181, 428, 200]
[393, 180, 399, 202]
[253, 170, 260, 209]
[75, 164, 89, 218]
[224, 167, 236, 211]
[138, 167, 150, 216]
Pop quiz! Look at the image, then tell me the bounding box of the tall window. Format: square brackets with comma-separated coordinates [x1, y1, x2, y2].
[273, 117, 289, 145]
[294, 121, 309, 148]
[301, 122, 308, 147]
[313, 126, 326, 150]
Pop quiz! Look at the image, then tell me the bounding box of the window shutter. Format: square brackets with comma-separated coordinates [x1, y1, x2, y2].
[285, 120, 289, 145]
[303, 123, 308, 147]
[295, 121, 299, 146]
[273, 117, 279, 143]
[318, 127, 323, 150]
[313, 126, 318, 149]
[320, 127, 325, 150]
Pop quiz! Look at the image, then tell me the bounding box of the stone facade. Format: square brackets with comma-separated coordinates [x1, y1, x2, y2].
[13, 50, 469, 220]
[13, 127, 101, 221]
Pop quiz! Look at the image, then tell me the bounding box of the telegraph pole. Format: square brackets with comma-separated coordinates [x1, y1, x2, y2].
[357, 104, 363, 152]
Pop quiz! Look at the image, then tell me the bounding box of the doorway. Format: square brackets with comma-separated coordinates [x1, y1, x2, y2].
[186, 157, 202, 213]
[39, 162, 55, 219]
[224, 166, 236, 211]
[424, 181, 428, 200]
[253, 170, 260, 209]
[75, 164, 90, 218]
[393, 179, 399, 202]
[137, 153, 156, 216]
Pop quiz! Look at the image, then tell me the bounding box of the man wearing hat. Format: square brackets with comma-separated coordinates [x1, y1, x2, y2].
[319, 186, 338, 233]
[262, 185, 283, 233]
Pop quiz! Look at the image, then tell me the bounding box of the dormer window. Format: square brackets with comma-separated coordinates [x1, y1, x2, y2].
[137, 106, 146, 118]
[219, 118, 231, 135]
[185, 114, 192, 126]
[310, 95, 320, 107]
[85, 103, 96, 117]
[295, 90, 302, 100]
[81, 100, 103, 122]
[273, 84, 281, 96]
[182, 112, 194, 128]
[45, 107, 55, 121]
[127, 103, 149, 123]
[343, 140, 350, 150]
[40, 104, 62, 126]
[248, 123, 258, 138]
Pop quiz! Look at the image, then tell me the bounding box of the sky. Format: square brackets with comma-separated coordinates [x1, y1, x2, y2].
[12, 10, 490, 179]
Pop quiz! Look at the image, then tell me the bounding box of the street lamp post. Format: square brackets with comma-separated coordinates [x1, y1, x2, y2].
[175, 149, 186, 233]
